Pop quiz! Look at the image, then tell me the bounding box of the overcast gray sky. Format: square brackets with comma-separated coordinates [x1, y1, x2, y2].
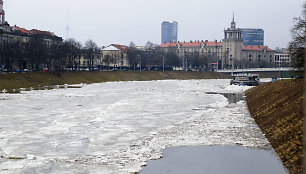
[5, 0, 305, 49]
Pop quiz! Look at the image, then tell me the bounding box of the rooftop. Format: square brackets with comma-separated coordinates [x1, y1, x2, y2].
[160, 41, 222, 48]
[102, 44, 129, 52]
[242, 45, 274, 52]
[112, 44, 129, 52]
[11, 25, 30, 34]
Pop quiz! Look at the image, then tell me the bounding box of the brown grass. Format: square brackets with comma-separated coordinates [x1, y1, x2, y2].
[0, 71, 229, 91]
[245, 79, 304, 174]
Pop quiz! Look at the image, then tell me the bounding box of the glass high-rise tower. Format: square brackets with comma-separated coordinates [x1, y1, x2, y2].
[161, 21, 178, 44]
[240, 28, 264, 46]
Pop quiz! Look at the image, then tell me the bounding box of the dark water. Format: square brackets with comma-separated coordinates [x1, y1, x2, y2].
[140, 146, 288, 174]
[206, 92, 244, 104]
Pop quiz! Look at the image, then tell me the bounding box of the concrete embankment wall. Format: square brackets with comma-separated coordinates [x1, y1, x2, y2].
[245, 79, 304, 174]
[0, 71, 230, 91]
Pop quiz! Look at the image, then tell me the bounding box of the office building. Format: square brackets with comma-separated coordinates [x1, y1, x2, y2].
[274, 49, 291, 68]
[161, 21, 178, 44]
[241, 28, 264, 46]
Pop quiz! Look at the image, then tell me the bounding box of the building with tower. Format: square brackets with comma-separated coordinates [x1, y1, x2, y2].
[222, 14, 243, 69]
[0, 0, 62, 44]
[161, 21, 178, 44]
[0, 0, 63, 71]
[159, 14, 275, 69]
[0, 0, 5, 25]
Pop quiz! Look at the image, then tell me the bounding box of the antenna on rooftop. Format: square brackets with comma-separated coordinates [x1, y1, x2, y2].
[65, 8, 70, 40]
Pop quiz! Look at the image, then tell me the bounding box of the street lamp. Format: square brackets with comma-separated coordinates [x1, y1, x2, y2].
[138, 54, 141, 71]
[162, 54, 165, 71]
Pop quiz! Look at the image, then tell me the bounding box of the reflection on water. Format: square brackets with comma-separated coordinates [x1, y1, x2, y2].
[206, 92, 244, 104]
[141, 146, 287, 174]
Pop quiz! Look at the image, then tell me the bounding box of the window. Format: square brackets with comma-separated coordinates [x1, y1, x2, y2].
[275, 55, 279, 61]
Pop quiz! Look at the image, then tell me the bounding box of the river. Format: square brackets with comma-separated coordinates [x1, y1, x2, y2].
[0, 79, 285, 173]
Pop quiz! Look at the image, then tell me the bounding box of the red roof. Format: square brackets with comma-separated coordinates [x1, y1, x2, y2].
[160, 41, 222, 48]
[242, 45, 274, 52]
[204, 41, 222, 47]
[112, 44, 129, 52]
[11, 25, 30, 34]
[30, 29, 56, 37]
[159, 42, 179, 48]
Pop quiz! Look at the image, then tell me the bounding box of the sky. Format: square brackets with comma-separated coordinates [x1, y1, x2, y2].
[4, 0, 305, 49]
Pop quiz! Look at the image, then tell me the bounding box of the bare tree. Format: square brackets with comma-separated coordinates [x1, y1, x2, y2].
[85, 40, 100, 71]
[64, 38, 82, 71]
[27, 38, 48, 71]
[127, 42, 139, 70]
[289, 2, 305, 71]
[50, 41, 68, 73]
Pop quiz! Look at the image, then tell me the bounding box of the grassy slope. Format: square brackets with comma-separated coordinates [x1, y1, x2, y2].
[245, 79, 304, 174]
[0, 71, 229, 91]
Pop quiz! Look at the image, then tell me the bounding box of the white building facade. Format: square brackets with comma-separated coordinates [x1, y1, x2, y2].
[101, 44, 129, 68]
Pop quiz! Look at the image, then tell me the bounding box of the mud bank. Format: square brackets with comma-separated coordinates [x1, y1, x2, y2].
[0, 71, 229, 92]
[245, 79, 303, 174]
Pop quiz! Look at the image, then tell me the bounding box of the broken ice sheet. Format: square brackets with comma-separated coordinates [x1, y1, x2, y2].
[0, 79, 269, 173]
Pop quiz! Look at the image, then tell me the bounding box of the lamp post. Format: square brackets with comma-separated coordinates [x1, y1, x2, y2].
[139, 54, 141, 71]
[162, 54, 165, 71]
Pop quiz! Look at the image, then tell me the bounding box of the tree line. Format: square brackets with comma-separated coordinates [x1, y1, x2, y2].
[126, 41, 217, 71]
[0, 37, 100, 73]
[0, 37, 215, 73]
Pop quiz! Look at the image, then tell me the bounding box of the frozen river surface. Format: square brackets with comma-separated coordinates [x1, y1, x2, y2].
[0, 79, 273, 173]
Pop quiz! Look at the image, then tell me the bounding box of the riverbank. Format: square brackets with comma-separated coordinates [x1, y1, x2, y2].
[0, 71, 229, 92]
[245, 79, 303, 174]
